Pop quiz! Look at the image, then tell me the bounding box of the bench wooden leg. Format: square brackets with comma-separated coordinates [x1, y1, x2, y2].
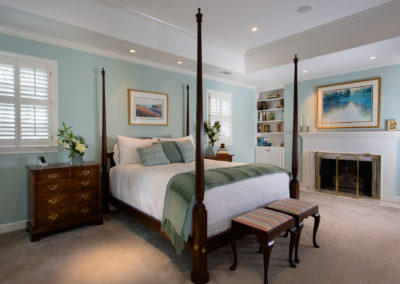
[261, 240, 275, 284]
[295, 222, 304, 263]
[229, 234, 237, 271]
[288, 227, 297, 268]
[312, 213, 320, 248]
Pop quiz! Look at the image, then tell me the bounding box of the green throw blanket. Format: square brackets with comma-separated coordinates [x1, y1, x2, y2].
[161, 163, 289, 253]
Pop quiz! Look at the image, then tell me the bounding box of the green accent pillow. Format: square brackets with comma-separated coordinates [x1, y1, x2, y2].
[176, 139, 195, 163]
[136, 143, 170, 166]
[158, 141, 183, 163]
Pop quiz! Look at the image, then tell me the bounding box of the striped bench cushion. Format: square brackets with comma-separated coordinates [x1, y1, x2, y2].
[233, 208, 292, 232]
[266, 198, 316, 215]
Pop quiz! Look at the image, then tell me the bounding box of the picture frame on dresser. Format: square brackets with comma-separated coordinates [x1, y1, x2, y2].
[386, 120, 397, 131]
[128, 89, 168, 126]
[316, 78, 381, 129]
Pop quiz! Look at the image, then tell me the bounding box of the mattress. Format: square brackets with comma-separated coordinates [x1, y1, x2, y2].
[110, 159, 289, 237]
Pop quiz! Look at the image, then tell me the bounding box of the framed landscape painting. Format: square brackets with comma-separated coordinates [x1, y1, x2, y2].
[128, 89, 168, 125]
[316, 78, 380, 129]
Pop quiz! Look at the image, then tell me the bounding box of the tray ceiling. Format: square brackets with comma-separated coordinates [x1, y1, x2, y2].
[0, 0, 400, 89]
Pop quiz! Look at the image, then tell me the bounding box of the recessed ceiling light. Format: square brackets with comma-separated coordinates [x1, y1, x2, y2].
[129, 49, 136, 53]
[250, 26, 258, 32]
[302, 70, 308, 74]
[369, 56, 377, 60]
[177, 61, 183, 64]
[297, 5, 312, 14]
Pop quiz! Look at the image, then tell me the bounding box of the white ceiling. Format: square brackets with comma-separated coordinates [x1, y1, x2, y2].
[99, 0, 393, 53]
[0, 0, 400, 90]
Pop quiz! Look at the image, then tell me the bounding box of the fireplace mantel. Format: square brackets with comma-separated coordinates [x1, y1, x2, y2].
[299, 131, 400, 202]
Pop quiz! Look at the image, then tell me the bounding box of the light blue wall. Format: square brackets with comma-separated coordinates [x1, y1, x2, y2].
[0, 33, 256, 225]
[284, 64, 400, 195]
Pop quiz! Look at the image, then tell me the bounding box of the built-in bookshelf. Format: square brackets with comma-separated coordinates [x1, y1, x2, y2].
[257, 89, 285, 147]
[256, 88, 285, 167]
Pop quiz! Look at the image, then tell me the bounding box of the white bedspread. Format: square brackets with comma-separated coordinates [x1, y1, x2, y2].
[110, 160, 289, 237]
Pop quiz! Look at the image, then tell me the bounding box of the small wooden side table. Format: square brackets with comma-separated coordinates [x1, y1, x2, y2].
[204, 154, 234, 162]
[27, 162, 103, 241]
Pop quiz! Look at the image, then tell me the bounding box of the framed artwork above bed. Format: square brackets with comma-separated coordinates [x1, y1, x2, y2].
[129, 89, 168, 126]
[316, 78, 380, 129]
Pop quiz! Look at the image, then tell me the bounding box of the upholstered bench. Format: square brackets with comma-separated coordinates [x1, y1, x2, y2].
[230, 208, 297, 284]
[266, 198, 320, 263]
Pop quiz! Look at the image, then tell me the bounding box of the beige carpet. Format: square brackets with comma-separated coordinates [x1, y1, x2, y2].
[1, 191, 400, 284]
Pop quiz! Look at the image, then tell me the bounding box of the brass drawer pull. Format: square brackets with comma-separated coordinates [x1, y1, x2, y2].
[48, 173, 57, 179]
[81, 193, 90, 199]
[81, 180, 90, 186]
[48, 213, 58, 221]
[48, 198, 58, 205]
[81, 207, 90, 214]
[82, 170, 91, 176]
[49, 185, 58, 191]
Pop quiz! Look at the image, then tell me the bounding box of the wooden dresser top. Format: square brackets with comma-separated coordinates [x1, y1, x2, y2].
[27, 162, 100, 172]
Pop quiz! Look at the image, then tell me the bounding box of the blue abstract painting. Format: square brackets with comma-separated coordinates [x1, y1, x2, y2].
[322, 85, 372, 123]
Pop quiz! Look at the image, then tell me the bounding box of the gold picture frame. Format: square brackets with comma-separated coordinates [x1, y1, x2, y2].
[316, 78, 381, 129]
[128, 89, 168, 126]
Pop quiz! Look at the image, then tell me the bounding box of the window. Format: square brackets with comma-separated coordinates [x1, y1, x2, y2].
[206, 90, 232, 146]
[0, 51, 58, 154]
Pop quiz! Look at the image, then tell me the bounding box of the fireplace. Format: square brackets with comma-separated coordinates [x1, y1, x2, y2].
[315, 151, 381, 199]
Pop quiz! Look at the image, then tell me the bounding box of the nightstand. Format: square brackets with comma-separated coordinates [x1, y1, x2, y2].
[27, 162, 103, 241]
[204, 154, 234, 162]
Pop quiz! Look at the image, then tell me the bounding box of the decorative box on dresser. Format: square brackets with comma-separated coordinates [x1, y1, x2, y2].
[27, 162, 103, 241]
[204, 154, 234, 162]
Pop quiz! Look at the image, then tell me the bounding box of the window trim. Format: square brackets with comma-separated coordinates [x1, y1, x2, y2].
[206, 89, 233, 146]
[0, 50, 58, 155]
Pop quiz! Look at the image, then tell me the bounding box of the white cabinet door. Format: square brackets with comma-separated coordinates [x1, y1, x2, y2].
[270, 148, 284, 168]
[255, 147, 269, 163]
[255, 147, 284, 168]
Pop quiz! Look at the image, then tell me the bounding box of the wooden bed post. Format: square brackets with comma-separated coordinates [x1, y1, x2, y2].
[186, 84, 190, 136]
[290, 55, 300, 199]
[101, 68, 110, 213]
[191, 8, 209, 284]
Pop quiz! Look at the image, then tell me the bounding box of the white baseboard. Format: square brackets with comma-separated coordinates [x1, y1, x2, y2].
[0, 220, 27, 234]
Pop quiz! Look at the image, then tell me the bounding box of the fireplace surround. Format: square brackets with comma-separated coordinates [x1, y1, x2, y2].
[299, 131, 400, 202]
[314, 151, 380, 199]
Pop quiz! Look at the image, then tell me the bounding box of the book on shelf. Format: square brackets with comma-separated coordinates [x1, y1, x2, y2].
[267, 93, 280, 99]
[257, 136, 272, 146]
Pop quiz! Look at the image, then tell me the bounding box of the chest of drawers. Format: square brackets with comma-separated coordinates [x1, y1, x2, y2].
[27, 162, 103, 241]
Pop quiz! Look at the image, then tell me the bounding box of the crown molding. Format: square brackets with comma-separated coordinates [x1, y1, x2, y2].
[283, 59, 400, 85]
[247, 0, 400, 56]
[0, 25, 255, 90]
[94, 0, 245, 55]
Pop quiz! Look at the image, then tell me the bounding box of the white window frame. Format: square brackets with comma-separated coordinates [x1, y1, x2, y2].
[0, 50, 58, 154]
[206, 89, 233, 146]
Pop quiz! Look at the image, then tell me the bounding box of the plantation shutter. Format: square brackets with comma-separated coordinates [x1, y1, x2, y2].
[19, 63, 51, 145]
[0, 52, 56, 151]
[207, 90, 232, 145]
[0, 59, 16, 146]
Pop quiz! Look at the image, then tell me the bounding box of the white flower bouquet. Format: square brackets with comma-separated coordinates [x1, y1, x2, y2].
[57, 122, 88, 165]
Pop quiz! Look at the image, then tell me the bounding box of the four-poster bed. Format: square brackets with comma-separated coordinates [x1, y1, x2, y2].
[100, 8, 299, 284]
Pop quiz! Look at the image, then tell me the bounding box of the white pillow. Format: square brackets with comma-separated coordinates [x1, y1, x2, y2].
[113, 143, 120, 166]
[117, 135, 158, 165]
